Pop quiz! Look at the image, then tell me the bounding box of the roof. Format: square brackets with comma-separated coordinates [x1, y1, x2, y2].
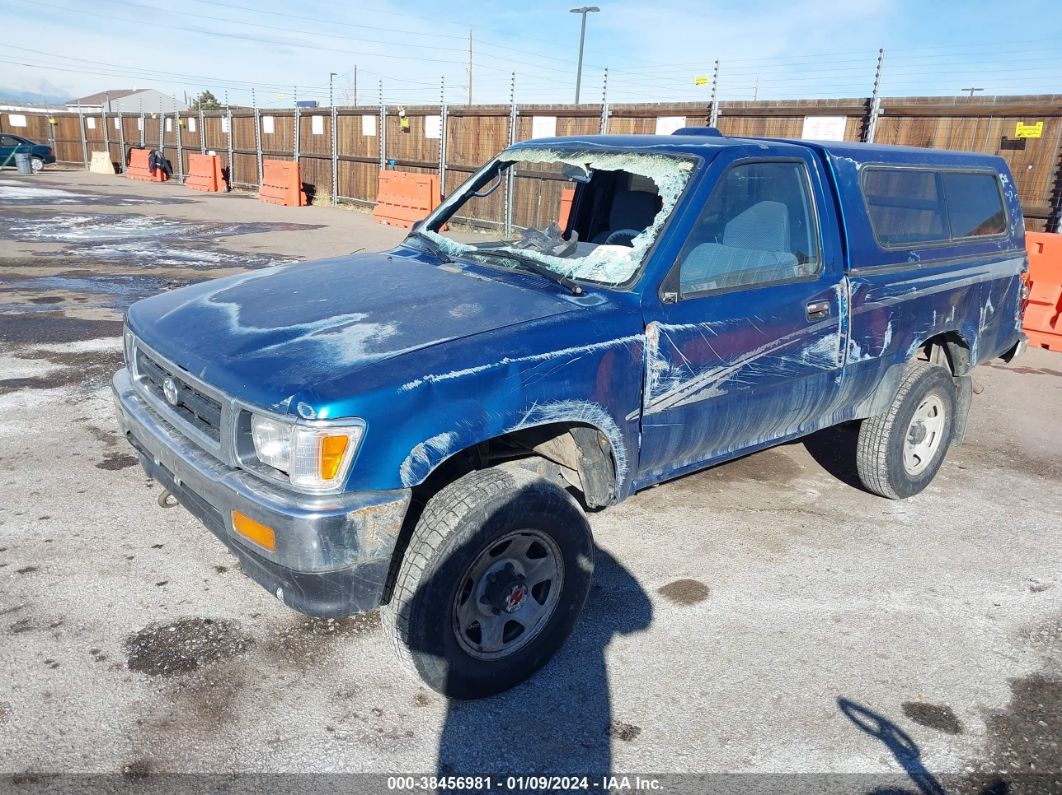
[508, 130, 1005, 169]
[67, 89, 139, 106]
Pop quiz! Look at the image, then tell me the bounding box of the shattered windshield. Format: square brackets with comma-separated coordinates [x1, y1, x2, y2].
[419, 148, 695, 285]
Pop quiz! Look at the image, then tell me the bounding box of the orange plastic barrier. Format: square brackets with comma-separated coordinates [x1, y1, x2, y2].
[1024, 231, 1062, 352]
[259, 159, 306, 207]
[558, 187, 575, 230]
[125, 148, 167, 183]
[185, 153, 227, 193]
[372, 170, 441, 229]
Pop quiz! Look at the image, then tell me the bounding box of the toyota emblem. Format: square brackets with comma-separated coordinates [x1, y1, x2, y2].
[162, 377, 180, 406]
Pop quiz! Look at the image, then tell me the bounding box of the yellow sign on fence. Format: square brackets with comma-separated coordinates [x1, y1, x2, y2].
[1015, 121, 1043, 139]
[694, 75, 709, 86]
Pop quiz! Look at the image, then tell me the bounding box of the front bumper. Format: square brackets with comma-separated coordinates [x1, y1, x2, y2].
[112, 368, 411, 617]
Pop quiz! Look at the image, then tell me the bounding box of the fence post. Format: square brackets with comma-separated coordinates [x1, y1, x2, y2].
[77, 106, 89, 168]
[198, 108, 205, 154]
[331, 103, 339, 204]
[599, 68, 610, 134]
[864, 48, 885, 143]
[139, 100, 145, 147]
[226, 105, 234, 188]
[708, 60, 721, 128]
[504, 72, 517, 238]
[294, 105, 301, 163]
[378, 82, 386, 171]
[101, 103, 110, 163]
[116, 109, 125, 172]
[252, 90, 263, 187]
[439, 77, 448, 194]
[158, 102, 164, 154]
[1048, 127, 1062, 233]
[174, 100, 184, 182]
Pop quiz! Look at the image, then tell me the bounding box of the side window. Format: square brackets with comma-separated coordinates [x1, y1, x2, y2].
[941, 172, 1007, 237]
[678, 161, 821, 296]
[862, 169, 948, 246]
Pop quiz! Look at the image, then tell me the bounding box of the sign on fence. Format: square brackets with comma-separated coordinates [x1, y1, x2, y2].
[425, 115, 441, 139]
[1016, 121, 1044, 139]
[654, 116, 686, 135]
[801, 116, 847, 141]
[532, 116, 557, 139]
[362, 115, 376, 136]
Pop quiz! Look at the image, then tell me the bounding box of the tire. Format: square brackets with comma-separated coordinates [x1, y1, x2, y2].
[383, 467, 594, 699]
[30, 157, 44, 174]
[856, 362, 957, 499]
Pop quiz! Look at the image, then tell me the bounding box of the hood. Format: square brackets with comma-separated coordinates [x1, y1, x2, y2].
[127, 250, 579, 412]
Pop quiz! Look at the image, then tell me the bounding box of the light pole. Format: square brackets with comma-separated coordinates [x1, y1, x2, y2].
[570, 6, 599, 104]
[329, 72, 338, 108]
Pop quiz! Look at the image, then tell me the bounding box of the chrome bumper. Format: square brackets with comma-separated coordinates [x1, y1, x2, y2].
[112, 368, 410, 616]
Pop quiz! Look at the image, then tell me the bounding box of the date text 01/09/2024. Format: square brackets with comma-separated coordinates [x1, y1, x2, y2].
[386, 775, 664, 791]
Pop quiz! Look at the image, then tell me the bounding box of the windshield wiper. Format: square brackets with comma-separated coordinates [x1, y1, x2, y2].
[406, 230, 452, 264]
[465, 248, 584, 296]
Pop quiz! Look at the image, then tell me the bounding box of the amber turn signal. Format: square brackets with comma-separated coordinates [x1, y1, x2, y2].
[319, 434, 351, 481]
[231, 510, 276, 552]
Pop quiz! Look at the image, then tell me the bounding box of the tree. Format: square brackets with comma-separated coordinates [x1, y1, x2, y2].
[189, 90, 221, 110]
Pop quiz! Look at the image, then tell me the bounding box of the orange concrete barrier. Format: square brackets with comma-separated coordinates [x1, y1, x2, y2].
[259, 159, 306, 207]
[125, 148, 167, 182]
[185, 153, 226, 193]
[1024, 231, 1062, 353]
[372, 170, 441, 229]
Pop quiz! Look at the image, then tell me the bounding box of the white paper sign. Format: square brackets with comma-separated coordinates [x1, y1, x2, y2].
[86, 117, 96, 129]
[221, 116, 230, 133]
[311, 115, 324, 135]
[262, 115, 274, 134]
[114, 117, 121, 129]
[188, 117, 196, 133]
[165, 118, 172, 132]
[362, 114, 376, 136]
[424, 115, 441, 139]
[137, 117, 143, 130]
[654, 116, 686, 135]
[8, 114, 27, 127]
[801, 116, 847, 141]
[531, 116, 557, 139]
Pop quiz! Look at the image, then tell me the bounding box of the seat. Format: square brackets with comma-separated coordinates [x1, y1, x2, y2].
[591, 190, 661, 243]
[679, 201, 800, 293]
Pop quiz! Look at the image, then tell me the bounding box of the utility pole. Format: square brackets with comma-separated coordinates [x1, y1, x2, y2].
[329, 72, 337, 108]
[570, 6, 600, 104]
[865, 48, 885, 143]
[708, 60, 720, 128]
[467, 28, 473, 106]
[961, 87, 984, 98]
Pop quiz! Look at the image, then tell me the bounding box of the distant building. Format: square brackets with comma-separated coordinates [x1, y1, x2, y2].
[66, 89, 187, 113]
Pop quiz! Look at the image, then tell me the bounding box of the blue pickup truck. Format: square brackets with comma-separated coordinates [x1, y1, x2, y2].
[114, 130, 1028, 697]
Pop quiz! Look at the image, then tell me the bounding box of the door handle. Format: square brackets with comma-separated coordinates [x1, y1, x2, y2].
[806, 300, 831, 321]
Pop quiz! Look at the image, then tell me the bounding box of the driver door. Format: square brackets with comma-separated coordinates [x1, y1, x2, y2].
[636, 149, 845, 482]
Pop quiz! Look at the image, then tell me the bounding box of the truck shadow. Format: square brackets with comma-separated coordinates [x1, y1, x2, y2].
[433, 547, 652, 778]
[802, 423, 865, 490]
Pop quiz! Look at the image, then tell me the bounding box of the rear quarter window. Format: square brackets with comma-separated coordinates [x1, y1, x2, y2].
[862, 169, 948, 246]
[861, 166, 1009, 250]
[941, 171, 1007, 237]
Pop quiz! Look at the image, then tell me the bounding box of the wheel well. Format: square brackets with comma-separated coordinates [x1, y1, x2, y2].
[380, 422, 616, 605]
[917, 332, 972, 376]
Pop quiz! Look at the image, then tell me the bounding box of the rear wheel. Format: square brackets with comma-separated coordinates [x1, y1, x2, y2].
[30, 157, 44, 173]
[856, 362, 957, 499]
[384, 467, 594, 699]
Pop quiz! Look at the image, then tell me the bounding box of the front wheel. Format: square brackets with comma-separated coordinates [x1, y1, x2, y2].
[30, 157, 44, 174]
[856, 362, 957, 499]
[384, 467, 594, 699]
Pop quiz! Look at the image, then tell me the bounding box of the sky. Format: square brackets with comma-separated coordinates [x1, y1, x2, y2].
[2, 0, 1061, 108]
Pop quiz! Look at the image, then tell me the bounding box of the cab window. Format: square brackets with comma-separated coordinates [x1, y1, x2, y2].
[677, 160, 822, 296]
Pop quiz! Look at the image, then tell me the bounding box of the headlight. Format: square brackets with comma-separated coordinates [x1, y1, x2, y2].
[250, 414, 363, 491]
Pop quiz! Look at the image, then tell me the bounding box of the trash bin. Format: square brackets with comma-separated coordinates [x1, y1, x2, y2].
[14, 153, 33, 175]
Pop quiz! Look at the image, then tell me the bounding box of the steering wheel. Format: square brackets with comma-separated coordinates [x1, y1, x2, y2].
[604, 228, 641, 246]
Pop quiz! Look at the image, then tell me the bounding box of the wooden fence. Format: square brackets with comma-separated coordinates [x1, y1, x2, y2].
[2, 94, 1060, 231]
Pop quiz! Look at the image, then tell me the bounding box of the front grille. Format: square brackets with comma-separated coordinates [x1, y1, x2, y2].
[136, 349, 223, 442]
